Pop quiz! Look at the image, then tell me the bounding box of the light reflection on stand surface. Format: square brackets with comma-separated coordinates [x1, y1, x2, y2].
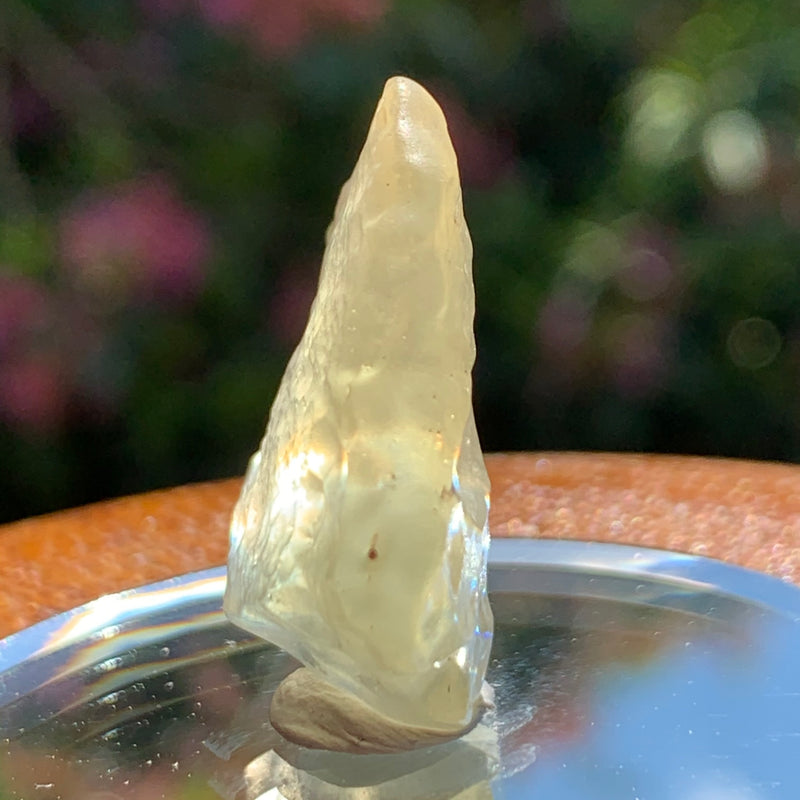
[1, 541, 799, 799]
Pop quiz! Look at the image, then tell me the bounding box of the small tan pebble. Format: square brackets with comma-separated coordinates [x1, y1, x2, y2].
[269, 667, 487, 755]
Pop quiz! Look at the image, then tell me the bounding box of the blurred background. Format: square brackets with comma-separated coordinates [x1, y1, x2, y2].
[1, 0, 800, 523]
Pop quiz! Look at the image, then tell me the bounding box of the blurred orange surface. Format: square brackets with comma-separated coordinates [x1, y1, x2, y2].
[1, 452, 799, 638]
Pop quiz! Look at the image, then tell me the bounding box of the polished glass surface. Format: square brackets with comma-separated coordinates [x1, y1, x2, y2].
[1, 540, 799, 799]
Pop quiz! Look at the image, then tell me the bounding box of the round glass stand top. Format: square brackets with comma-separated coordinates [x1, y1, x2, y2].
[1, 539, 800, 800]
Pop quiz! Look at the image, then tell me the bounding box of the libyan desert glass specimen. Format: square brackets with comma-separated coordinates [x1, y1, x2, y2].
[224, 76, 493, 739]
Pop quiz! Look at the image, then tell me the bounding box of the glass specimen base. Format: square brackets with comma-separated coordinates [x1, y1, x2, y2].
[1, 539, 800, 799]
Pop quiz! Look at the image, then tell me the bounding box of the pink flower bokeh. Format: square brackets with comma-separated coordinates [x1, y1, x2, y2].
[0, 174, 213, 436]
[536, 289, 593, 363]
[141, 0, 387, 57]
[615, 224, 677, 303]
[0, 275, 67, 433]
[0, 356, 68, 434]
[59, 175, 210, 305]
[0, 275, 51, 355]
[606, 313, 674, 398]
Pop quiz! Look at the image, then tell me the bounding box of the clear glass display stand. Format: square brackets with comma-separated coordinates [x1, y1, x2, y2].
[2, 539, 800, 799]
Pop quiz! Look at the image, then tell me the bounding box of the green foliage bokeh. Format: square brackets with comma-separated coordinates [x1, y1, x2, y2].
[2, 0, 800, 522]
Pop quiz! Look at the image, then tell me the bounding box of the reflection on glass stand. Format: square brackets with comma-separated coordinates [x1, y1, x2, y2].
[1, 540, 800, 799]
